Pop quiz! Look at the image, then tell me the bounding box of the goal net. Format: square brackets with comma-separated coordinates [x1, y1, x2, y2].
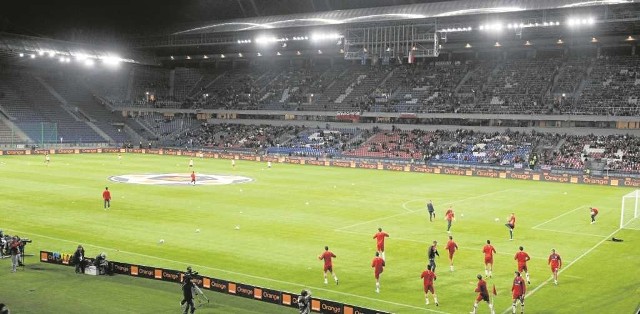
[620, 190, 640, 229]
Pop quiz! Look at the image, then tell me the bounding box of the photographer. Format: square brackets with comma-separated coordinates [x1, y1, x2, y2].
[9, 236, 20, 273]
[72, 245, 86, 274]
[297, 290, 311, 314]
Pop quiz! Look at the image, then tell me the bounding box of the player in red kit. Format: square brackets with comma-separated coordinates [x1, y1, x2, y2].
[421, 264, 438, 306]
[446, 235, 458, 271]
[190, 171, 196, 185]
[471, 274, 494, 314]
[102, 187, 111, 209]
[505, 213, 516, 240]
[483, 240, 496, 278]
[444, 206, 455, 232]
[548, 248, 562, 285]
[371, 252, 385, 293]
[318, 246, 338, 285]
[514, 246, 531, 284]
[590, 207, 599, 224]
[511, 271, 526, 314]
[373, 227, 390, 261]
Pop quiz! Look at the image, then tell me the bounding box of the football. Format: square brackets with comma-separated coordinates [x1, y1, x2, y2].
[495, 218, 500, 222]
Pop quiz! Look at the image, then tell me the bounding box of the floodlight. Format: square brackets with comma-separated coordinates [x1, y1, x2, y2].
[75, 53, 88, 61]
[257, 52, 262, 56]
[588, 18, 595, 24]
[19, 53, 24, 57]
[276, 52, 281, 56]
[84, 59, 95, 67]
[479, 25, 485, 30]
[591, 37, 598, 43]
[220, 54, 224, 58]
[317, 50, 322, 54]
[296, 51, 301, 55]
[626, 35, 635, 41]
[38, 51, 45, 56]
[494, 42, 501, 47]
[557, 39, 564, 44]
[59, 56, 65, 62]
[186, 56, 191, 59]
[465, 43, 472, 48]
[170, 56, 174, 60]
[524, 40, 532, 46]
[102, 56, 122, 65]
[203, 55, 209, 59]
[30, 54, 36, 59]
[238, 53, 243, 57]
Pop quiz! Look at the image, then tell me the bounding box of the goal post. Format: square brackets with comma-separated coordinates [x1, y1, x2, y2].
[620, 190, 640, 229]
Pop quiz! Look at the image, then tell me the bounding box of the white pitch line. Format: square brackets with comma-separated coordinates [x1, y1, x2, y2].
[531, 227, 608, 238]
[531, 205, 586, 229]
[335, 189, 514, 231]
[7, 228, 445, 313]
[500, 227, 621, 314]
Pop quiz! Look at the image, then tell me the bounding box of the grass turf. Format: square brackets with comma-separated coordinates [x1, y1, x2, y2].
[0, 153, 638, 313]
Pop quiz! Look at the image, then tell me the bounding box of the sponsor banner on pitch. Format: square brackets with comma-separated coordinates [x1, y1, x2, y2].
[40, 251, 391, 314]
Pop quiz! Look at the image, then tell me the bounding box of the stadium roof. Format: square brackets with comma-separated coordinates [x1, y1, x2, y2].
[174, 0, 637, 34]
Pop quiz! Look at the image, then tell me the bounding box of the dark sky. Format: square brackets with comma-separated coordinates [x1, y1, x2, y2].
[1, 0, 452, 40]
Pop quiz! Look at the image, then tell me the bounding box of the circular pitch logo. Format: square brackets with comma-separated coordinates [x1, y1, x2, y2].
[108, 173, 253, 186]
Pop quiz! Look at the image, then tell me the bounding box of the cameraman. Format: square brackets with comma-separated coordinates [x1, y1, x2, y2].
[94, 253, 110, 275]
[297, 290, 311, 314]
[9, 236, 20, 273]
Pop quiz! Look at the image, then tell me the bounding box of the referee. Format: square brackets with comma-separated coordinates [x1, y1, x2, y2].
[427, 240, 439, 273]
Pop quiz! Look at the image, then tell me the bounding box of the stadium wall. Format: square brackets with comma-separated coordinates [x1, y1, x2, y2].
[2, 147, 640, 187]
[39, 250, 391, 314]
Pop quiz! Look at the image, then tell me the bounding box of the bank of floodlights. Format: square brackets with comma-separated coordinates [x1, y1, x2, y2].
[566, 17, 595, 27]
[439, 27, 473, 33]
[310, 32, 342, 42]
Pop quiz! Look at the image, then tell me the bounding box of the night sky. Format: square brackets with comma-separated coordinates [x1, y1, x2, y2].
[1, 0, 451, 40]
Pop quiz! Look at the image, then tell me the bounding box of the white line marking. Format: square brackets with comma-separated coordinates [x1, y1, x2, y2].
[531, 227, 608, 238]
[7, 228, 445, 313]
[500, 227, 621, 314]
[531, 205, 586, 229]
[336, 189, 514, 231]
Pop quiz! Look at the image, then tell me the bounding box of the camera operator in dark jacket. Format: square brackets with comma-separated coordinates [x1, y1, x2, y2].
[93, 252, 110, 275]
[72, 245, 86, 274]
[180, 279, 196, 314]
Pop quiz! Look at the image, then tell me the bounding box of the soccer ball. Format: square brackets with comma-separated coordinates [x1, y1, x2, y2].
[159, 239, 165, 244]
[235, 225, 240, 230]
[195, 229, 200, 233]
[495, 218, 500, 222]
[461, 213, 464, 218]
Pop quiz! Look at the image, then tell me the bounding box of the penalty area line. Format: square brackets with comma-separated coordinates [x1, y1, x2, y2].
[500, 226, 622, 314]
[531, 205, 586, 229]
[7, 228, 445, 313]
[335, 189, 514, 231]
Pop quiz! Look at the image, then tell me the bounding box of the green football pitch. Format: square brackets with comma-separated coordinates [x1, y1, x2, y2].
[0, 153, 638, 314]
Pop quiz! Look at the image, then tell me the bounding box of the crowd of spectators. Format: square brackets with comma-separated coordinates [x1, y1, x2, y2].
[175, 123, 640, 173]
